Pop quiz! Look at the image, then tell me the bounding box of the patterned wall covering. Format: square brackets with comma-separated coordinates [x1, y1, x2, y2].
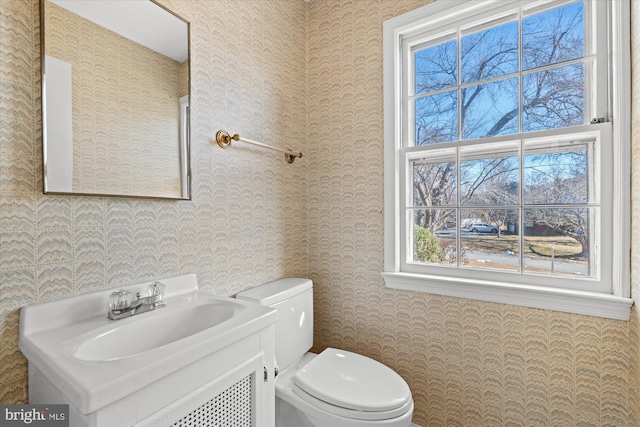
[0, 0, 307, 405]
[1, 0, 639, 426]
[179, 60, 189, 99]
[306, 1, 633, 426]
[45, 1, 182, 197]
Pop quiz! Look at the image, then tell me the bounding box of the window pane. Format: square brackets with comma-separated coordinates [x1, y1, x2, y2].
[460, 144, 520, 206]
[412, 154, 457, 207]
[415, 90, 458, 145]
[523, 208, 593, 277]
[524, 140, 591, 205]
[461, 20, 518, 84]
[523, 1, 584, 70]
[460, 209, 520, 272]
[523, 63, 584, 132]
[415, 39, 457, 94]
[411, 209, 457, 265]
[462, 77, 518, 139]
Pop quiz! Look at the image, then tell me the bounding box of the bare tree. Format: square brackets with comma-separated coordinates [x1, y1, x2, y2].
[412, 2, 588, 254]
[414, 1, 584, 142]
[413, 161, 455, 231]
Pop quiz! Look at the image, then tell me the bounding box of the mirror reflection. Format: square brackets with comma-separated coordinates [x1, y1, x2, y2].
[42, 0, 190, 199]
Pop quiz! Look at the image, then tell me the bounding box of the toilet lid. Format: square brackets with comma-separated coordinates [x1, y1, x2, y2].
[292, 348, 411, 413]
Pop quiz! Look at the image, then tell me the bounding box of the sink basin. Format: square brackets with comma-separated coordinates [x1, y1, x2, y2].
[19, 273, 277, 415]
[74, 302, 238, 361]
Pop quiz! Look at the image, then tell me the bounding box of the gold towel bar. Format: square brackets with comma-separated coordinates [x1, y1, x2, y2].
[215, 130, 303, 164]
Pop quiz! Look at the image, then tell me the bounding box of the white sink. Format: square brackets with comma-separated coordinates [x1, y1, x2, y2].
[74, 301, 239, 362]
[19, 274, 277, 415]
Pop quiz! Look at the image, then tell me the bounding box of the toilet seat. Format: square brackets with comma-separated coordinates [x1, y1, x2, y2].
[292, 383, 414, 421]
[291, 348, 412, 421]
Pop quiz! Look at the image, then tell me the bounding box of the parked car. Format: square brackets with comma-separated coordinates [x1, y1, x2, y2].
[467, 223, 498, 234]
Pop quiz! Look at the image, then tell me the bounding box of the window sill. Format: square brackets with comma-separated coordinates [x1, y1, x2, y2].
[381, 272, 633, 321]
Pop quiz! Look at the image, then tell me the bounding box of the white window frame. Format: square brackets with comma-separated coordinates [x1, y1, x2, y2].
[382, 0, 632, 320]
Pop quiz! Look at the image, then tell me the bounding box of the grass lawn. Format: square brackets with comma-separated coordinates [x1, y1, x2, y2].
[460, 234, 584, 261]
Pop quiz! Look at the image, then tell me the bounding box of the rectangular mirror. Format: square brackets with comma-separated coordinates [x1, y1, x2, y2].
[41, 0, 191, 199]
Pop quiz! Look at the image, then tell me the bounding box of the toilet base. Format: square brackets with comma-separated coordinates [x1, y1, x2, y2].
[275, 398, 314, 427]
[274, 352, 414, 427]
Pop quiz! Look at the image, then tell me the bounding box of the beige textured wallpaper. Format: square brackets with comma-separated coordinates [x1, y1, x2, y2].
[0, 0, 307, 405]
[1, 0, 639, 426]
[179, 60, 189, 99]
[45, 1, 182, 197]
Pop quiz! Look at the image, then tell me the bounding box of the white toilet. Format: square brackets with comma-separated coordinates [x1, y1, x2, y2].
[236, 278, 414, 427]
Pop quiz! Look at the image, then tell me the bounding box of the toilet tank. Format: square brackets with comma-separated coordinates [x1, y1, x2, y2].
[236, 278, 313, 371]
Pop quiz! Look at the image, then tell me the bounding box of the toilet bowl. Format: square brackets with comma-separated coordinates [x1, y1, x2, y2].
[236, 278, 414, 427]
[276, 351, 414, 427]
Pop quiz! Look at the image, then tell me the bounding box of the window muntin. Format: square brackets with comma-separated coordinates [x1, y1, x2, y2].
[400, 0, 609, 291]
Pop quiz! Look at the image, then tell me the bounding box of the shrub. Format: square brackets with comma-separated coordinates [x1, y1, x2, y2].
[414, 225, 440, 263]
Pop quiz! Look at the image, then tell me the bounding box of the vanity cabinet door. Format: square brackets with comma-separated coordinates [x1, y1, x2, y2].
[136, 325, 276, 427]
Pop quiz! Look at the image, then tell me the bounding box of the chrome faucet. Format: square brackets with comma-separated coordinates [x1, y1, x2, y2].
[108, 282, 166, 320]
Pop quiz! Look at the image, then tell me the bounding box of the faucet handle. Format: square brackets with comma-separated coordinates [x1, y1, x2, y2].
[147, 281, 165, 298]
[109, 289, 131, 311]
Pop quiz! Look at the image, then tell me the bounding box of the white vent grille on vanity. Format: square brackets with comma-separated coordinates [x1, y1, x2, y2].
[171, 375, 253, 427]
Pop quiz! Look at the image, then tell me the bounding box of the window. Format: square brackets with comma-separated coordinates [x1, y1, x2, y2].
[383, 0, 632, 319]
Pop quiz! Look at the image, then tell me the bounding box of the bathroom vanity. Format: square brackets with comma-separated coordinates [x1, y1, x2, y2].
[19, 274, 277, 427]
